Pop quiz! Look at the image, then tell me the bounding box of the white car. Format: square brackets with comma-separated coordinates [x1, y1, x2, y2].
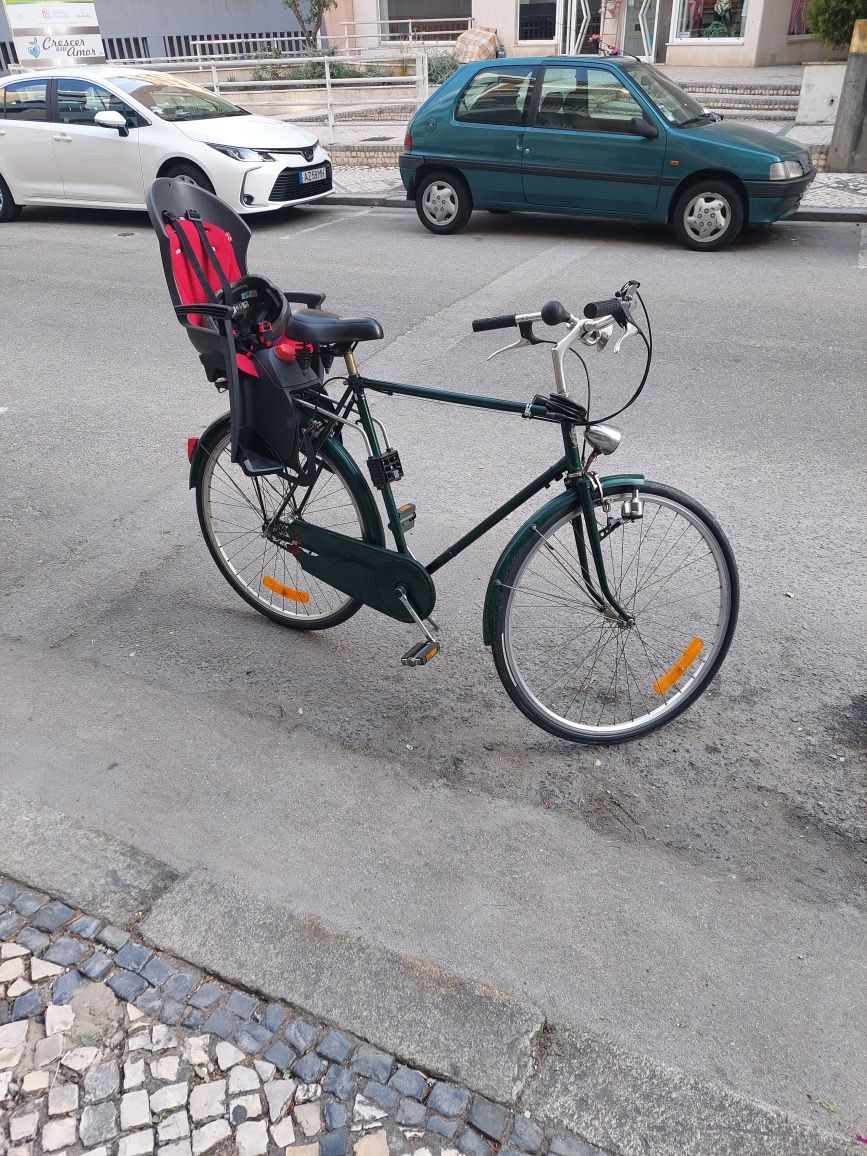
[0, 66, 333, 222]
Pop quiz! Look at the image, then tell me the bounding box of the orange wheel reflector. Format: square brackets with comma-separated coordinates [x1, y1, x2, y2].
[653, 638, 704, 695]
[262, 576, 310, 603]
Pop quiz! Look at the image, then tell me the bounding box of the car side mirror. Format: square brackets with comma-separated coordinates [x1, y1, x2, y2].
[95, 110, 129, 137]
[629, 115, 658, 139]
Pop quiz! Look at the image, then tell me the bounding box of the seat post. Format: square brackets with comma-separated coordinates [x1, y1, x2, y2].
[344, 350, 359, 377]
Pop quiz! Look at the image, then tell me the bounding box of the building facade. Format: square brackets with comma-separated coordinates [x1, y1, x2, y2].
[0, 0, 303, 71]
[326, 0, 842, 65]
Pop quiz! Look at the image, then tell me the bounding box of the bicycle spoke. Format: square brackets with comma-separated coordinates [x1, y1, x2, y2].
[498, 489, 735, 740]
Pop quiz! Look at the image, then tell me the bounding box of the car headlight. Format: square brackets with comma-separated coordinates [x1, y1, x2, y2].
[769, 160, 804, 180]
[206, 143, 272, 162]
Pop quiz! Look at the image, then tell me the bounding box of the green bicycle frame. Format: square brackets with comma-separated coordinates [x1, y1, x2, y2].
[345, 372, 644, 629]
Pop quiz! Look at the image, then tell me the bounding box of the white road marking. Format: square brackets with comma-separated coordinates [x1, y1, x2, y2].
[858, 224, 867, 269]
[280, 208, 373, 239]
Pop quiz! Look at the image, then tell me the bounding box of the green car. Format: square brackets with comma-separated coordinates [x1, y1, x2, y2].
[399, 57, 815, 251]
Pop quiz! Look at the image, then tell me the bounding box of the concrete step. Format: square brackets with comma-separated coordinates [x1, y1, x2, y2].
[681, 81, 801, 95]
[699, 93, 799, 109]
[715, 109, 795, 121]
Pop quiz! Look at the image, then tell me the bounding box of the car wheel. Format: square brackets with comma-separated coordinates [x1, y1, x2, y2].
[164, 162, 215, 194]
[672, 179, 743, 251]
[0, 173, 22, 223]
[415, 170, 472, 235]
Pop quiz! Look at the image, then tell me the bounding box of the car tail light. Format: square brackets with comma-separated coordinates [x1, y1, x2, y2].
[404, 132, 412, 152]
[187, 437, 198, 463]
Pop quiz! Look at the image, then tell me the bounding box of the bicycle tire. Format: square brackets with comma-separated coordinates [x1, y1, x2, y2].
[194, 427, 379, 631]
[491, 480, 739, 744]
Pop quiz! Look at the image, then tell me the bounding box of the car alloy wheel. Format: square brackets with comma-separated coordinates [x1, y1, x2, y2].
[683, 191, 731, 244]
[421, 180, 459, 227]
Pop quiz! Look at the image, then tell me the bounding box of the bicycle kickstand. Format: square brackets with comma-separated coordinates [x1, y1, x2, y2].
[395, 585, 441, 667]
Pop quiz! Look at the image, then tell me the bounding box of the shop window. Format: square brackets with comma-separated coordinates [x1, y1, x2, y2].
[676, 0, 747, 37]
[787, 0, 810, 34]
[518, 1, 557, 40]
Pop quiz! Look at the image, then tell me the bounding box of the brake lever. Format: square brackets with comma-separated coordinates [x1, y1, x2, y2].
[613, 320, 639, 354]
[486, 319, 544, 361]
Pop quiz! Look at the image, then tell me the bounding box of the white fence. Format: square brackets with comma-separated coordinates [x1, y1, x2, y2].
[333, 17, 473, 54]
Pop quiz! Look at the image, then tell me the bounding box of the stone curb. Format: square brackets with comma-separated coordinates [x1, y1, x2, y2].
[328, 193, 867, 223]
[0, 801, 856, 1156]
[140, 873, 543, 1106]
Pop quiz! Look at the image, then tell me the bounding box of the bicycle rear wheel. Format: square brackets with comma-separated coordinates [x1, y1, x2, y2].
[491, 481, 738, 743]
[195, 428, 378, 630]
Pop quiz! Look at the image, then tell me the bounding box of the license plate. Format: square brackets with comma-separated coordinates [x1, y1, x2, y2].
[302, 166, 326, 184]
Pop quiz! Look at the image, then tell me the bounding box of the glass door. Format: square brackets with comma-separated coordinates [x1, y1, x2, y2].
[557, 0, 602, 52]
[621, 0, 662, 57]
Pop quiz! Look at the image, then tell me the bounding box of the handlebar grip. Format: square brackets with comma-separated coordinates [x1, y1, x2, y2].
[540, 299, 571, 326]
[472, 314, 517, 332]
[584, 297, 623, 320]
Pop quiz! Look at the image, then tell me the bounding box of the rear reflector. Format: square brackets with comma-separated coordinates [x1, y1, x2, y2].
[653, 638, 703, 695]
[404, 132, 412, 151]
[187, 437, 199, 463]
[262, 575, 310, 603]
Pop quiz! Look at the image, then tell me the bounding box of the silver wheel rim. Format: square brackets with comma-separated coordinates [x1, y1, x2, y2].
[0, 185, 4, 211]
[500, 494, 733, 740]
[173, 173, 200, 187]
[201, 433, 364, 624]
[683, 191, 731, 243]
[421, 180, 459, 227]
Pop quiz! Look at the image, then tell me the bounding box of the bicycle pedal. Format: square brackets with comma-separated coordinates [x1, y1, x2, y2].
[401, 639, 440, 667]
[397, 502, 417, 531]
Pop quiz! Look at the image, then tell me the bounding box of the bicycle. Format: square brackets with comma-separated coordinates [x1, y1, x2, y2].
[149, 177, 739, 745]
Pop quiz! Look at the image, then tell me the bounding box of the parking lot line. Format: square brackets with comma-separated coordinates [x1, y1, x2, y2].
[280, 208, 373, 239]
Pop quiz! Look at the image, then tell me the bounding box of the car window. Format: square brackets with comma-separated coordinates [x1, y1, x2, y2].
[621, 63, 706, 127]
[1, 78, 49, 122]
[55, 77, 138, 126]
[455, 67, 535, 127]
[534, 66, 644, 134]
[108, 75, 248, 122]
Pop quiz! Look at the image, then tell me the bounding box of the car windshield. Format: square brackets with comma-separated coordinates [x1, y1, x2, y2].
[108, 75, 249, 122]
[620, 63, 708, 126]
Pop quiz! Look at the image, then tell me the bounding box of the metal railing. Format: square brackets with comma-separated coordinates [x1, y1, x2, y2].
[209, 52, 429, 134]
[190, 33, 306, 61]
[336, 17, 473, 53]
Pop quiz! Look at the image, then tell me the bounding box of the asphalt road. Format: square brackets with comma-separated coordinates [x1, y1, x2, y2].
[1, 204, 865, 1133]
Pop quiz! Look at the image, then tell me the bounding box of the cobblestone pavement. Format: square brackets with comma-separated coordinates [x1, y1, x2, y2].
[331, 161, 867, 212]
[0, 878, 602, 1156]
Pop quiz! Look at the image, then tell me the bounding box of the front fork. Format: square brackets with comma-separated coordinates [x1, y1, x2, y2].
[563, 425, 635, 626]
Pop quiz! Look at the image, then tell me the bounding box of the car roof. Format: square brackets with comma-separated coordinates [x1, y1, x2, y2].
[0, 66, 181, 84]
[462, 55, 638, 67]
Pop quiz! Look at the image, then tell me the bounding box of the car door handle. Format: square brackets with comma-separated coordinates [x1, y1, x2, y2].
[53, 133, 73, 142]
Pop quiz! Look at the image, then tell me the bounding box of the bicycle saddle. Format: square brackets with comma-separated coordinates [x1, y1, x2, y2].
[286, 308, 383, 346]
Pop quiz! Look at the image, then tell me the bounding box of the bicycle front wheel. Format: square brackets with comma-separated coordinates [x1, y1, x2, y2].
[195, 428, 378, 630]
[491, 481, 738, 744]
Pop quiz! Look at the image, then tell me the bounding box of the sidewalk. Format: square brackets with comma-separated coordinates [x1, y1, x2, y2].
[316, 115, 867, 219]
[329, 154, 867, 220]
[0, 820, 857, 1156]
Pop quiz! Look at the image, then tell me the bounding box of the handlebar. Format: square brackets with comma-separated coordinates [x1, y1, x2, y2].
[471, 313, 517, 333]
[584, 297, 625, 322]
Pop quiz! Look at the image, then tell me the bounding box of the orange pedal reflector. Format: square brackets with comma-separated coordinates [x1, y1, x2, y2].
[262, 575, 310, 603]
[653, 638, 703, 695]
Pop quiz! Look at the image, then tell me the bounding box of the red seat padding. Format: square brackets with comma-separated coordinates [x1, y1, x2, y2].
[166, 218, 257, 378]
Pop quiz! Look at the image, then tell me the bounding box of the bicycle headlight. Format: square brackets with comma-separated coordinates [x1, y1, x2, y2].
[207, 143, 269, 162]
[769, 160, 803, 180]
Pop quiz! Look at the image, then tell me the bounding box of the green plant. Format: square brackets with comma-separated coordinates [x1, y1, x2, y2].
[426, 52, 460, 85]
[702, 20, 732, 34]
[806, 0, 867, 47]
[282, 0, 337, 52]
